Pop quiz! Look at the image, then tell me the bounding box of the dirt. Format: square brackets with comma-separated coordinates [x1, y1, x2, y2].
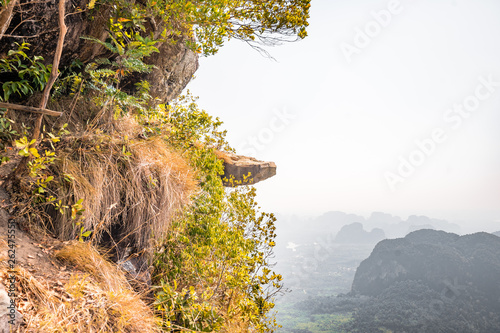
[0, 156, 78, 331]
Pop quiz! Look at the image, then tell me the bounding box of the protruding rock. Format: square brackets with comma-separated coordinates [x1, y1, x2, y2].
[143, 39, 199, 102]
[214, 151, 276, 187]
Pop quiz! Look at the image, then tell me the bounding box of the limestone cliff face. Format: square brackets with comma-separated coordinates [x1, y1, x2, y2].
[0, 0, 276, 186]
[142, 39, 199, 102]
[351, 229, 500, 308]
[0, 0, 199, 104]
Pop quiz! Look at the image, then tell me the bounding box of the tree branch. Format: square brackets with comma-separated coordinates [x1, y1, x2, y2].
[8, 0, 67, 184]
[0, 102, 62, 116]
[31, 0, 67, 143]
[0, 0, 19, 41]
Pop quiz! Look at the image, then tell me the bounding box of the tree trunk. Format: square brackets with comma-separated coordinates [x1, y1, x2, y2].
[0, 0, 18, 41]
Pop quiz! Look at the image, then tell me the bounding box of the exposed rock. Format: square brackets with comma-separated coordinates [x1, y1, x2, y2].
[117, 248, 152, 289]
[142, 39, 199, 102]
[215, 151, 277, 187]
[334, 223, 385, 244]
[0, 0, 198, 103]
[0, 286, 22, 333]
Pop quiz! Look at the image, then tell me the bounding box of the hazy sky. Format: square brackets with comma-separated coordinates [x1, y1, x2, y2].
[187, 0, 500, 228]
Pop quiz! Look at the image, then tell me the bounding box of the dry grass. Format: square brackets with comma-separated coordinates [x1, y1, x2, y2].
[55, 241, 130, 293]
[0, 241, 159, 332]
[50, 134, 198, 253]
[0, 236, 8, 265]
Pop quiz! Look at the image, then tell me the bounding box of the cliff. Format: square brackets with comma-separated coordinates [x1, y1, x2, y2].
[0, 0, 313, 330]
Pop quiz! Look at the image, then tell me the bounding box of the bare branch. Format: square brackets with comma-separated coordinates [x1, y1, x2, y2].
[7, 16, 36, 35]
[8, 0, 67, 184]
[32, 0, 67, 141]
[0, 102, 62, 116]
[2, 27, 58, 38]
[17, 0, 52, 6]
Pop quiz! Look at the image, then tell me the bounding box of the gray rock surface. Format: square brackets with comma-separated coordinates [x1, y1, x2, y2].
[0, 1, 199, 104]
[143, 39, 199, 102]
[0, 286, 22, 333]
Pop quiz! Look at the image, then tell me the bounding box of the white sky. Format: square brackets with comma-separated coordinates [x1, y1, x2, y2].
[186, 0, 500, 228]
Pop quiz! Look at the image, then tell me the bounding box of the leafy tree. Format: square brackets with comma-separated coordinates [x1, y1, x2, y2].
[113, 0, 311, 55]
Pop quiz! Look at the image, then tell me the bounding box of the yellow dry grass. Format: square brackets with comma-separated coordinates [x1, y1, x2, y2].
[0, 241, 159, 332]
[0, 238, 6, 262]
[51, 135, 198, 253]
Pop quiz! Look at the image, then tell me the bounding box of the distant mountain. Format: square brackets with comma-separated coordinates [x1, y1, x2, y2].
[352, 229, 500, 297]
[334, 223, 385, 244]
[366, 214, 461, 238]
[313, 211, 365, 232]
[364, 212, 402, 232]
[275, 211, 461, 248]
[312, 211, 461, 239]
[407, 224, 435, 233]
[347, 229, 500, 332]
[492, 231, 500, 237]
[406, 215, 461, 234]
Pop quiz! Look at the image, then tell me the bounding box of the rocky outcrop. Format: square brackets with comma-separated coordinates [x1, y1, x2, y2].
[0, 0, 198, 103]
[334, 223, 385, 244]
[215, 151, 277, 187]
[142, 39, 199, 102]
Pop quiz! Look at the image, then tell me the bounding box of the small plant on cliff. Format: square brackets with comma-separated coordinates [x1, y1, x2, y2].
[0, 43, 51, 102]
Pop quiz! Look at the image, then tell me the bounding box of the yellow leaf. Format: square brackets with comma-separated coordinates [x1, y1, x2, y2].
[29, 148, 40, 158]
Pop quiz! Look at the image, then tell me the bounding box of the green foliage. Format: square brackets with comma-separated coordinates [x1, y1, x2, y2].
[109, 0, 310, 55]
[0, 109, 17, 148]
[153, 96, 283, 332]
[12, 127, 86, 238]
[0, 43, 51, 101]
[80, 29, 159, 118]
[52, 59, 84, 98]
